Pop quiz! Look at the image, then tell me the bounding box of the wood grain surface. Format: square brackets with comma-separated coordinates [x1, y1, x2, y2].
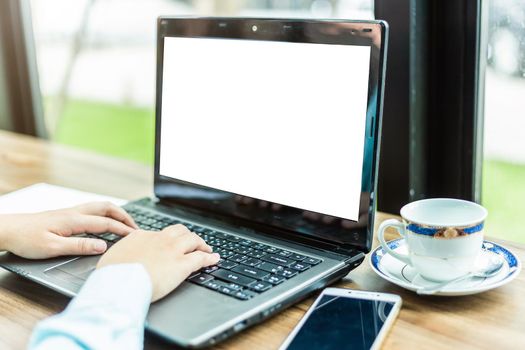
[0, 130, 523, 350]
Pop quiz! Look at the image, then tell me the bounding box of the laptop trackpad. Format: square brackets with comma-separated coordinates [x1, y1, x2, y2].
[45, 256, 99, 287]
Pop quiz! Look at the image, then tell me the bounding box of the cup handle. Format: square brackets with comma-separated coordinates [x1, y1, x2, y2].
[377, 219, 412, 266]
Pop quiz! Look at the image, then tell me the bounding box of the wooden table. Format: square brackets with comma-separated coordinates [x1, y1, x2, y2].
[0, 130, 524, 350]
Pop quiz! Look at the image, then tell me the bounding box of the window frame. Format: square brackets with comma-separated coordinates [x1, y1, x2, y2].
[0, 0, 45, 137]
[374, 0, 484, 213]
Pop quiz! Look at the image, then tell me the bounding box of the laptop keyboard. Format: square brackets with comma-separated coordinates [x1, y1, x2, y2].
[87, 206, 323, 301]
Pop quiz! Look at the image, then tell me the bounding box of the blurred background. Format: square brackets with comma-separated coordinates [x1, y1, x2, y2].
[30, 0, 373, 163]
[11, 0, 525, 242]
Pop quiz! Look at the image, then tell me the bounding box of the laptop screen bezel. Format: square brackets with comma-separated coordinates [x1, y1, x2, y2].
[154, 17, 388, 254]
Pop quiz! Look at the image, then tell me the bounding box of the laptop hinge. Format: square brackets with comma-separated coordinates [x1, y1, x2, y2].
[135, 197, 364, 260]
[333, 246, 362, 259]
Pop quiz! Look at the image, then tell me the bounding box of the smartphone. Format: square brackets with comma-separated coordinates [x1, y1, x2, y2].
[279, 288, 402, 350]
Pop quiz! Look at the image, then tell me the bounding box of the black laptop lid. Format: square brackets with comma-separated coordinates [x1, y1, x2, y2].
[154, 17, 388, 253]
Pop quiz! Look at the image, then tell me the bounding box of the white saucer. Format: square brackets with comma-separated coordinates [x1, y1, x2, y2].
[369, 238, 522, 296]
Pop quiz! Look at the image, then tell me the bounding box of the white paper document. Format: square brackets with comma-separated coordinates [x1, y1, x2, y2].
[0, 183, 126, 214]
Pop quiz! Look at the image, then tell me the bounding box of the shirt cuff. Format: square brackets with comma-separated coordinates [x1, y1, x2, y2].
[67, 263, 153, 319]
[29, 263, 152, 350]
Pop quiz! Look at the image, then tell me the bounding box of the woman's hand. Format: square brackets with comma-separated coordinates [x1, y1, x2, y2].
[0, 202, 137, 259]
[97, 225, 220, 301]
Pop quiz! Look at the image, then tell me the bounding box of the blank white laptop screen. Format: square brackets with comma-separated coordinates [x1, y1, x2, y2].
[160, 37, 371, 221]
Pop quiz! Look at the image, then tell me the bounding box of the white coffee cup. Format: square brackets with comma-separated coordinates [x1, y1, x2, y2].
[377, 198, 488, 282]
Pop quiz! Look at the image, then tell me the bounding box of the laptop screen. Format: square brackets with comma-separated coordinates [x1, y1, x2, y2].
[159, 37, 370, 222]
[155, 18, 387, 252]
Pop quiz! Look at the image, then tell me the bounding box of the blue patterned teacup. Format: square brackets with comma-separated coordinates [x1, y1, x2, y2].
[378, 198, 487, 282]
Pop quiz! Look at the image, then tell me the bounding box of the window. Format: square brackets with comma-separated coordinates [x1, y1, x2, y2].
[483, 0, 525, 243]
[30, 0, 373, 164]
[30, 0, 520, 244]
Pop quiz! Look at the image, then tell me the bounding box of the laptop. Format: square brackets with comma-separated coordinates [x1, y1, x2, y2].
[0, 17, 388, 348]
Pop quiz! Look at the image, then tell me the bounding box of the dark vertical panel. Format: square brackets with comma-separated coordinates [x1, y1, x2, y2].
[0, 0, 45, 137]
[409, 0, 429, 201]
[426, 0, 481, 200]
[374, 0, 411, 213]
[374, 0, 482, 212]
